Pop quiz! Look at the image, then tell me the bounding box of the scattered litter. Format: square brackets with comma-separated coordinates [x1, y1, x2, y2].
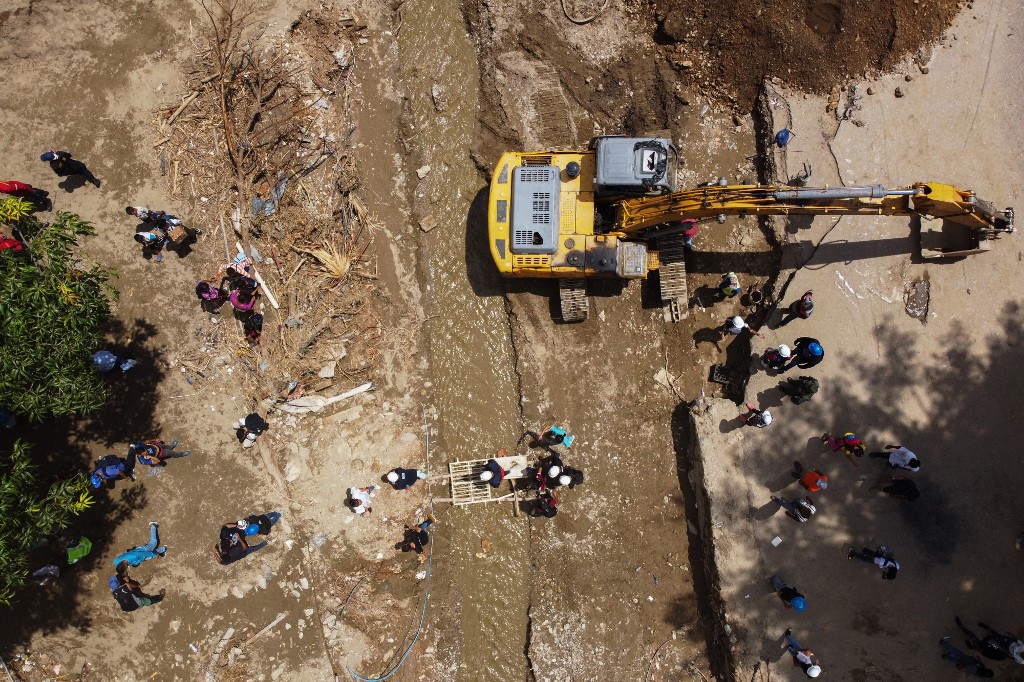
[309, 533, 327, 549]
[415, 571, 427, 580]
[416, 165, 431, 179]
[771, 536, 783, 547]
[419, 215, 438, 232]
[189, 643, 199, 654]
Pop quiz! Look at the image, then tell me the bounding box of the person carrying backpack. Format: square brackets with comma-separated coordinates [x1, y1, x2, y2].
[779, 376, 819, 404]
[128, 439, 191, 467]
[761, 345, 791, 372]
[90, 454, 135, 488]
[110, 571, 164, 612]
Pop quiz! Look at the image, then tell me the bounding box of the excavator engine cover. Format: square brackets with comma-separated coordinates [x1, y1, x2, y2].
[510, 166, 560, 255]
[593, 136, 674, 196]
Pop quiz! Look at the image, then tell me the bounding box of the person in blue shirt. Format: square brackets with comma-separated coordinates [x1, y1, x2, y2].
[114, 522, 167, 569]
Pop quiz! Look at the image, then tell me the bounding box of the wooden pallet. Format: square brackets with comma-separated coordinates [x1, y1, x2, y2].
[448, 455, 528, 506]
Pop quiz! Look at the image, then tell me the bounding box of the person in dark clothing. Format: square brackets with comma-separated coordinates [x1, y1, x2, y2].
[955, 616, 1009, 660]
[399, 515, 436, 559]
[387, 467, 426, 490]
[779, 290, 814, 326]
[779, 376, 819, 404]
[848, 546, 899, 579]
[782, 338, 824, 372]
[976, 622, 1024, 663]
[561, 466, 585, 489]
[129, 439, 191, 467]
[771, 495, 817, 523]
[214, 522, 249, 565]
[531, 491, 558, 518]
[871, 477, 920, 501]
[480, 458, 507, 488]
[110, 571, 164, 611]
[940, 636, 995, 677]
[770, 576, 807, 611]
[235, 412, 270, 449]
[40, 150, 100, 188]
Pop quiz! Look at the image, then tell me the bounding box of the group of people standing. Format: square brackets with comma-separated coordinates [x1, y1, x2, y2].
[726, 285, 1022, 678]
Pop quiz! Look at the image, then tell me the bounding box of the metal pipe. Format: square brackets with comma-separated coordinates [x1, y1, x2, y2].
[773, 185, 921, 200]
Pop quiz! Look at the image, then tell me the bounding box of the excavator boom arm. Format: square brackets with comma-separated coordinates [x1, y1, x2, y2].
[615, 182, 1013, 235]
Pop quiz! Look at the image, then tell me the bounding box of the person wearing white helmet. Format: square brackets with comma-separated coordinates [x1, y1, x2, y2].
[761, 345, 791, 371]
[739, 402, 773, 428]
[724, 315, 766, 339]
[479, 459, 507, 488]
[387, 467, 427, 490]
[784, 628, 822, 677]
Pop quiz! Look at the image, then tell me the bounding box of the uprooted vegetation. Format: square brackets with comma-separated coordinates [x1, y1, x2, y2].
[155, 0, 380, 402]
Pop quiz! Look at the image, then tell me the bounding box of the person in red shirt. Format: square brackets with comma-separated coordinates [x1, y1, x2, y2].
[791, 460, 829, 491]
[0, 180, 51, 211]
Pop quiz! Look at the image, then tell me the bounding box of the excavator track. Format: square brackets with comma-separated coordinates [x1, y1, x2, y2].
[656, 234, 689, 322]
[558, 278, 589, 323]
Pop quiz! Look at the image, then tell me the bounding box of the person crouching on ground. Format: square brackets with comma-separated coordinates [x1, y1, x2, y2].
[348, 486, 376, 515]
[214, 520, 250, 565]
[387, 467, 427, 490]
[235, 412, 269, 449]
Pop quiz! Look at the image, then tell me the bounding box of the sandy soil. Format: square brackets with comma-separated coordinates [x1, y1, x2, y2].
[0, 0, 985, 680]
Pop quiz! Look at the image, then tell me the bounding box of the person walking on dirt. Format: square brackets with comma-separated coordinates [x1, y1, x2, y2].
[229, 286, 260, 314]
[848, 545, 899, 580]
[782, 338, 824, 372]
[975, 622, 1024, 664]
[235, 412, 269, 449]
[480, 458, 508, 488]
[0, 180, 51, 210]
[348, 486, 376, 515]
[110, 571, 164, 612]
[125, 205, 182, 228]
[779, 290, 814, 326]
[779, 376, 819, 404]
[870, 476, 920, 500]
[114, 522, 167, 569]
[739, 403, 773, 428]
[387, 467, 427, 490]
[128, 439, 191, 467]
[954, 616, 1011, 661]
[770, 577, 807, 611]
[791, 461, 829, 492]
[40, 150, 100, 188]
[761, 345, 791, 371]
[679, 218, 700, 250]
[939, 637, 996, 677]
[821, 432, 865, 467]
[770, 495, 817, 522]
[869, 443, 920, 472]
[783, 628, 822, 677]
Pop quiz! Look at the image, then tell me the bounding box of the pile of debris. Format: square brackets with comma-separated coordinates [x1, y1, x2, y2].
[155, 1, 378, 405]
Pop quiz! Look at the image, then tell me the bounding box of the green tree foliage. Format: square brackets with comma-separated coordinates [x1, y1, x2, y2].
[0, 440, 94, 604]
[0, 203, 117, 421]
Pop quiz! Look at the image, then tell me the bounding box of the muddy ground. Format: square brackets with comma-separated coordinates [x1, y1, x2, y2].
[0, 0, 988, 680]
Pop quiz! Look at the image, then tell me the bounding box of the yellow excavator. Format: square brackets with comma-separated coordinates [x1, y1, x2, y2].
[487, 136, 1014, 321]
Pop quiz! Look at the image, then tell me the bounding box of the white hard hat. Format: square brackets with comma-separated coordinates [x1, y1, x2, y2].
[806, 664, 821, 678]
[558, 474, 571, 486]
[387, 471, 399, 483]
[480, 470, 494, 481]
[547, 465, 561, 478]
[731, 316, 745, 328]
[236, 519, 248, 529]
[778, 344, 791, 358]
